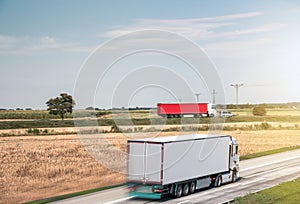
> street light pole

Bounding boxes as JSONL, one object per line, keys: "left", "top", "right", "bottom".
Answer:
{"left": 212, "top": 89, "right": 217, "bottom": 104}
{"left": 195, "top": 93, "right": 201, "bottom": 102}
{"left": 230, "top": 84, "right": 243, "bottom": 105}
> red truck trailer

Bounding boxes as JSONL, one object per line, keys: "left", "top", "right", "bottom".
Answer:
{"left": 157, "top": 103, "right": 216, "bottom": 118}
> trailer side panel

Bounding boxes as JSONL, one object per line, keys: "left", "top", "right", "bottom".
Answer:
{"left": 157, "top": 103, "right": 208, "bottom": 115}
{"left": 162, "top": 136, "right": 230, "bottom": 185}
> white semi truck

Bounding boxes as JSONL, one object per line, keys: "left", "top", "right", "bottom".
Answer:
{"left": 127, "top": 134, "right": 239, "bottom": 199}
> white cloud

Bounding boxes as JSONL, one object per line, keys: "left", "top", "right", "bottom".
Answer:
{"left": 100, "top": 12, "right": 268, "bottom": 40}
{"left": 0, "top": 35, "right": 95, "bottom": 55}
{"left": 221, "top": 23, "right": 287, "bottom": 37}
{"left": 97, "top": 12, "right": 289, "bottom": 62}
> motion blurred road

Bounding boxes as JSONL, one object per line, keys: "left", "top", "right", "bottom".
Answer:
{"left": 52, "top": 149, "right": 300, "bottom": 204}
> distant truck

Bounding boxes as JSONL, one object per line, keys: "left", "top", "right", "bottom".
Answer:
{"left": 157, "top": 103, "right": 216, "bottom": 118}
{"left": 127, "top": 134, "right": 239, "bottom": 199}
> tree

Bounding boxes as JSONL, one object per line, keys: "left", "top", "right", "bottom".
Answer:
{"left": 46, "top": 93, "right": 75, "bottom": 120}
{"left": 252, "top": 106, "right": 266, "bottom": 116}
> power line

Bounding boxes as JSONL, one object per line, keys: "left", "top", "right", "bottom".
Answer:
{"left": 230, "top": 84, "right": 243, "bottom": 105}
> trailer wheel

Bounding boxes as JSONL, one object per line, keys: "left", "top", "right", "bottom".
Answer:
{"left": 175, "top": 184, "right": 183, "bottom": 198}
{"left": 214, "top": 175, "right": 222, "bottom": 187}
{"left": 189, "top": 182, "right": 196, "bottom": 194}
{"left": 182, "top": 183, "right": 189, "bottom": 196}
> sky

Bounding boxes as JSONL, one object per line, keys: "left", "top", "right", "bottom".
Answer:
{"left": 0, "top": 0, "right": 300, "bottom": 109}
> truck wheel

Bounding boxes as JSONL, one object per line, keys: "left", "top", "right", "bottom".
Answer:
{"left": 175, "top": 184, "right": 183, "bottom": 198}
{"left": 182, "top": 183, "right": 189, "bottom": 196}
{"left": 214, "top": 175, "right": 222, "bottom": 187}
{"left": 232, "top": 171, "right": 237, "bottom": 183}
{"left": 189, "top": 182, "right": 196, "bottom": 194}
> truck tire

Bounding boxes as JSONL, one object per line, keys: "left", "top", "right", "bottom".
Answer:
{"left": 175, "top": 184, "right": 183, "bottom": 198}
{"left": 189, "top": 181, "right": 196, "bottom": 194}
{"left": 214, "top": 175, "right": 222, "bottom": 187}
{"left": 182, "top": 183, "right": 189, "bottom": 196}
{"left": 232, "top": 171, "right": 237, "bottom": 183}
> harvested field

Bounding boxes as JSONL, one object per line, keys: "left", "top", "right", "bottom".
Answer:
{"left": 1, "top": 130, "right": 300, "bottom": 203}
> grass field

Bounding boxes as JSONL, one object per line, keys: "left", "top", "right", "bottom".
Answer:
{"left": 234, "top": 177, "right": 300, "bottom": 204}
{"left": 0, "top": 116, "right": 300, "bottom": 130}
{"left": 0, "top": 107, "right": 299, "bottom": 120}
{"left": 1, "top": 130, "right": 300, "bottom": 203}
{"left": 230, "top": 108, "right": 300, "bottom": 117}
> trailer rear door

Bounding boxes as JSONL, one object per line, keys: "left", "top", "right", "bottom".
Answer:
{"left": 128, "top": 142, "right": 162, "bottom": 184}
{"left": 145, "top": 143, "right": 162, "bottom": 183}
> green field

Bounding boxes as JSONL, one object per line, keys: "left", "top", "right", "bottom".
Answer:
{"left": 1, "top": 106, "right": 300, "bottom": 120}
{"left": 0, "top": 116, "right": 300, "bottom": 130}
{"left": 0, "top": 108, "right": 300, "bottom": 130}
{"left": 234, "top": 177, "right": 300, "bottom": 204}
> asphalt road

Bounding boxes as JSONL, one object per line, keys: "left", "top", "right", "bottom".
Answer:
{"left": 53, "top": 149, "right": 300, "bottom": 204}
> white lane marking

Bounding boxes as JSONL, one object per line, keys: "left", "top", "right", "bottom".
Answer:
{"left": 242, "top": 178, "right": 265, "bottom": 186}
{"left": 241, "top": 155, "right": 300, "bottom": 172}
{"left": 104, "top": 196, "right": 135, "bottom": 204}
{"left": 178, "top": 200, "right": 190, "bottom": 204}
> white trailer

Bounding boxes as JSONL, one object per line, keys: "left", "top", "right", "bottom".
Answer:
{"left": 127, "top": 134, "right": 239, "bottom": 199}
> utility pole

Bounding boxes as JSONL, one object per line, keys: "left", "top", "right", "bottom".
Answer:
{"left": 230, "top": 84, "right": 243, "bottom": 105}
{"left": 195, "top": 93, "right": 201, "bottom": 102}
{"left": 212, "top": 89, "right": 217, "bottom": 104}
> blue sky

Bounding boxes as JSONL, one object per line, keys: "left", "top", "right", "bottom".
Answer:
{"left": 0, "top": 0, "right": 300, "bottom": 109}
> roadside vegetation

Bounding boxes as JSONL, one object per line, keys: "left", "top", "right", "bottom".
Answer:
{"left": 234, "top": 177, "right": 300, "bottom": 204}
{"left": 0, "top": 115, "right": 300, "bottom": 130}
{"left": 240, "top": 146, "right": 300, "bottom": 160}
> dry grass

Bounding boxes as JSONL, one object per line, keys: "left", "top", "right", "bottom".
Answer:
{"left": 1, "top": 130, "right": 300, "bottom": 203}
{"left": 231, "top": 108, "right": 300, "bottom": 117}
{"left": 0, "top": 135, "right": 124, "bottom": 203}
{"left": 228, "top": 130, "right": 300, "bottom": 155}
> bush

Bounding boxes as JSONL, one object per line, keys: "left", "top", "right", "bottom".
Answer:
{"left": 253, "top": 106, "right": 267, "bottom": 116}
{"left": 260, "top": 122, "right": 271, "bottom": 130}
{"left": 27, "top": 128, "right": 40, "bottom": 135}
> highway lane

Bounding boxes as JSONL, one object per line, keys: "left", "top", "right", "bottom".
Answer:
{"left": 52, "top": 149, "right": 300, "bottom": 204}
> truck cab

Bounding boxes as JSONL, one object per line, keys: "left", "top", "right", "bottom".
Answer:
{"left": 207, "top": 104, "right": 217, "bottom": 117}
{"left": 230, "top": 138, "right": 240, "bottom": 181}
